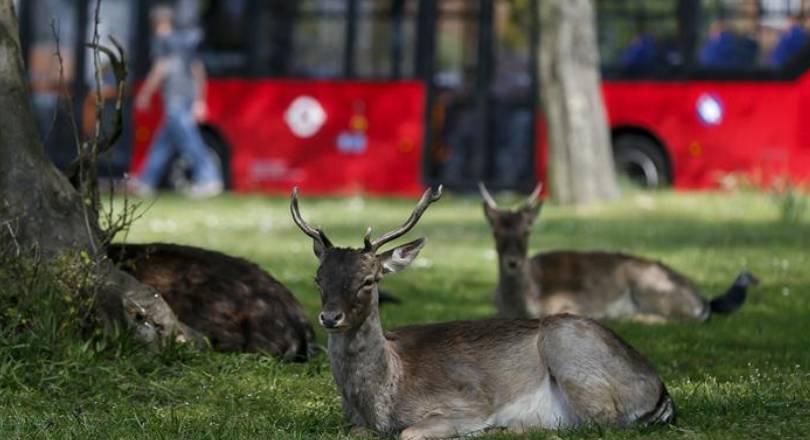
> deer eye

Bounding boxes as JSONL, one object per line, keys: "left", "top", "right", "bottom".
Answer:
{"left": 358, "top": 278, "right": 375, "bottom": 291}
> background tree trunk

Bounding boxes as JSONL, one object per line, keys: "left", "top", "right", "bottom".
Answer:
{"left": 0, "top": 0, "right": 199, "bottom": 347}
{"left": 537, "top": 0, "right": 619, "bottom": 205}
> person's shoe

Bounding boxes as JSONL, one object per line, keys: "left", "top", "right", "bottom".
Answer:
{"left": 185, "top": 181, "right": 223, "bottom": 199}
{"left": 127, "top": 178, "right": 156, "bottom": 197}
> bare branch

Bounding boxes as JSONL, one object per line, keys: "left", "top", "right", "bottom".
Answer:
{"left": 82, "top": 36, "right": 127, "bottom": 160}
{"left": 1, "top": 218, "right": 21, "bottom": 257}
{"left": 64, "top": 43, "right": 128, "bottom": 183}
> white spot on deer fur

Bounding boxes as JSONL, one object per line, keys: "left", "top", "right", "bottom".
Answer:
{"left": 544, "top": 295, "right": 582, "bottom": 316}
{"left": 603, "top": 292, "right": 636, "bottom": 318}
{"left": 487, "top": 375, "right": 579, "bottom": 430}
{"left": 638, "top": 266, "right": 676, "bottom": 291}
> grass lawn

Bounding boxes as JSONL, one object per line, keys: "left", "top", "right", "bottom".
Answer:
{"left": 2, "top": 190, "right": 809, "bottom": 439}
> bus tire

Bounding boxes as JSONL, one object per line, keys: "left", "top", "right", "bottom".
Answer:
{"left": 161, "top": 128, "right": 232, "bottom": 191}
{"left": 200, "top": 128, "right": 232, "bottom": 189}
{"left": 612, "top": 133, "right": 670, "bottom": 188}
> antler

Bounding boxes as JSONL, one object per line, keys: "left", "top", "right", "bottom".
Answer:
{"left": 365, "top": 186, "right": 443, "bottom": 252}
{"left": 480, "top": 181, "right": 543, "bottom": 210}
{"left": 524, "top": 182, "right": 543, "bottom": 208}
{"left": 478, "top": 181, "right": 498, "bottom": 209}
{"left": 290, "top": 187, "right": 332, "bottom": 248}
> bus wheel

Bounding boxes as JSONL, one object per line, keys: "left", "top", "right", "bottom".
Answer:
{"left": 163, "top": 129, "right": 231, "bottom": 191}
{"left": 612, "top": 133, "right": 670, "bottom": 188}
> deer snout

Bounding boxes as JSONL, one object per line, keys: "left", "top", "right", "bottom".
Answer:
{"left": 502, "top": 256, "right": 522, "bottom": 271}
{"left": 319, "top": 310, "right": 346, "bottom": 329}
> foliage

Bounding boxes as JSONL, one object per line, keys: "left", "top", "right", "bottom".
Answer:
{"left": 717, "top": 172, "right": 808, "bottom": 223}
{"left": 769, "top": 183, "right": 808, "bottom": 224}
{"left": 0, "top": 247, "right": 102, "bottom": 344}
{"left": 1, "top": 191, "right": 808, "bottom": 439}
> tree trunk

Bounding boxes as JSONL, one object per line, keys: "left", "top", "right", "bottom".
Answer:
{"left": 537, "top": 0, "right": 619, "bottom": 205}
{"left": 0, "top": 0, "right": 199, "bottom": 347}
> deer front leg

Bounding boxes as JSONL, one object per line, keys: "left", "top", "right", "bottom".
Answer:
{"left": 399, "top": 415, "right": 491, "bottom": 440}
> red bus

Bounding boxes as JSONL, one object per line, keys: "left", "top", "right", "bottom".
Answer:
{"left": 19, "top": 0, "right": 810, "bottom": 195}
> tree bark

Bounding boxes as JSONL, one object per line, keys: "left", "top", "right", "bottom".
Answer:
{"left": 537, "top": 0, "right": 619, "bottom": 205}
{"left": 0, "top": 0, "right": 199, "bottom": 347}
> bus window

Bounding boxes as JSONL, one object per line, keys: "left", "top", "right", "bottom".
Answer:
{"left": 253, "top": 1, "right": 297, "bottom": 77}
{"left": 354, "top": 0, "right": 419, "bottom": 79}
{"left": 697, "top": 0, "right": 761, "bottom": 68}
{"left": 290, "top": 0, "right": 347, "bottom": 78}
{"left": 199, "top": 0, "right": 250, "bottom": 76}
{"left": 696, "top": 0, "right": 810, "bottom": 70}
{"left": 598, "top": 0, "right": 683, "bottom": 77}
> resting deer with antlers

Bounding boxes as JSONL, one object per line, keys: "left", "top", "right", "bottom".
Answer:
{"left": 479, "top": 182, "right": 759, "bottom": 323}
{"left": 291, "top": 186, "right": 674, "bottom": 439}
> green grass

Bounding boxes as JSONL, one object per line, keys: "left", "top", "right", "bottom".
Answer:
{"left": 2, "top": 190, "right": 810, "bottom": 439}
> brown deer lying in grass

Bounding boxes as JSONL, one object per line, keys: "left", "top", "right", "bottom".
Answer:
{"left": 291, "top": 186, "right": 674, "bottom": 439}
{"left": 479, "top": 182, "right": 760, "bottom": 323}
{"left": 107, "top": 243, "right": 317, "bottom": 361}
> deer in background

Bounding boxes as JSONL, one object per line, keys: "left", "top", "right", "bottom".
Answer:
{"left": 291, "top": 186, "right": 674, "bottom": 439}
{"left": 480, "top": 182, "right": 759, "bottom": 323}
{"left": 108, "top": 243, "right": 317, "bottom": 361}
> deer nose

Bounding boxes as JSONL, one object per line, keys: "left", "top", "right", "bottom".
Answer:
{"left": 319, "top": 311, "right": 345, "bottom": 329}
{"left": 504, "top": 258, "right": 521, "bottom": 270}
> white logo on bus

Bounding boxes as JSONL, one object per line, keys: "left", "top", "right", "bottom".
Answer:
{"left": 285, "top": 96, "right": 326, "bottom": 138}
{"left": 696, "top": 93, "right": 723, "bottom": 126}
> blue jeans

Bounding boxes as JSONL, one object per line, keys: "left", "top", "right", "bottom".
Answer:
{"left": 139, "top": 104, "right": 221, "bottom": 188}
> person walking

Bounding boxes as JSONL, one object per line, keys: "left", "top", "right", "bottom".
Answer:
{"left": 131, "top": 5, "right": 223, "bottom": 198}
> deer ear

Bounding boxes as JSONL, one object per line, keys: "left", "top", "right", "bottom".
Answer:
{"left": 312, "top": 230, "right": 332, "bottom": 260}
{"left": 378, "top": 238, "right": 426, "bottom": 274}
{"left": 313, "top": 240, "right": 326, "bottom": 259}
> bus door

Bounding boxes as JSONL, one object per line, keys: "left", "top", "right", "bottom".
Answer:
{"left": 426, "top": 0, "right": 482, "bottom": 190}
{"left": 489, "top": 0, "right": 538, "bottom": 191}
{"left": 425, "top": 0, "right": 537, "bottom": 192}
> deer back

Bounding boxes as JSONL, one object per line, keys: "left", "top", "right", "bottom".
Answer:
{"left": 108, "top": 243, "right": 316, "bottom": 360}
